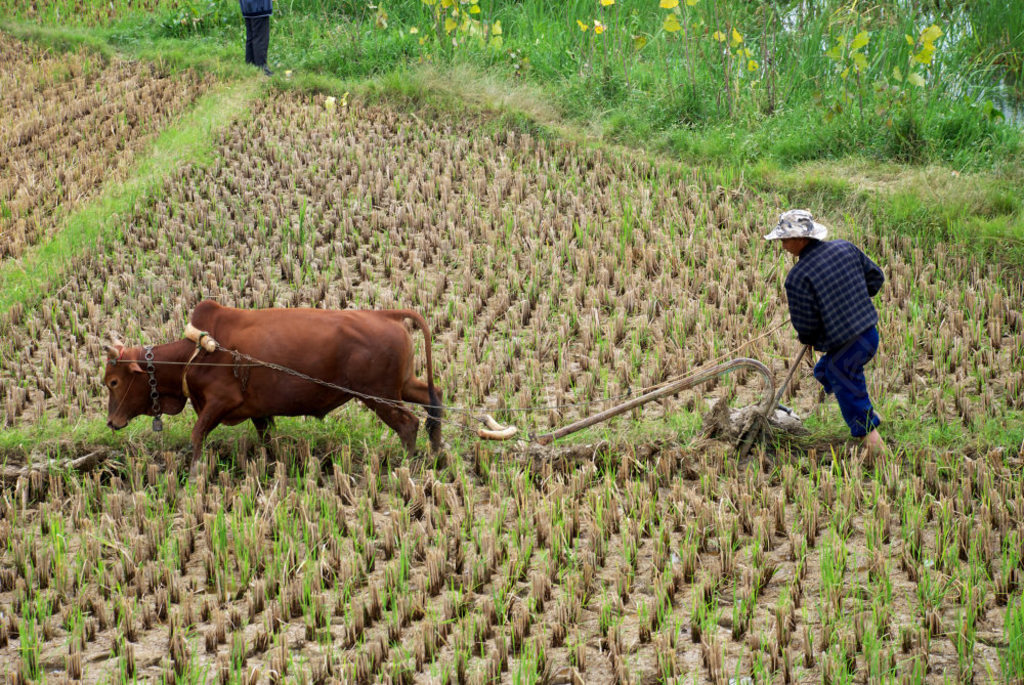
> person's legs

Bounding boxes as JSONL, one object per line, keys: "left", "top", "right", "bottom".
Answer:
{"left": 813, "top": 353, "right": 833, "bottom": 394}
{"left": 244, "top": 17, "right": 255, "bottom": 64}
{"left": 825, "top": 327, "right": 881, "bottom": 439}
{"left": 251, "top": 16, "right": 270, "bottom": 69}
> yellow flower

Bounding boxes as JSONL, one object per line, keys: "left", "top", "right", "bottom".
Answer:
{"left": 920, "top": 24, "right": 942, "bottom": 44}
{"left": 747, "top": 59, "right": 758, "bottom": 71}
{"left": 577, "top": 19, "right": 589, "bottom": 31}
{"left": 659, "top": 0, "right": 678, "bottom": 7}
{"left": 409, "top": 26, "right": 419, "bottom": 34}
{"left": 600, "top": 0, "right": 614, "bottom": 5}
{"left": 469, "top": 3, "right": 480, "bottom": 13}
{"left": 444, "top": 16, "right": 457, "bottom": 33}
{"left": 492, "top": 20, "right": 501, "bottom": 34}
{"left": 594, "top": 20, "right": 605, "bottom": 35}
{"left": 913, "top": 43, "right": 936, "bottom": 65}
{"left": 686, "top": 0, "right": 698, "bottom": 5}
{"left": 712, "top": 30, "right": 725, "bottom": 42}
{"left": 663, "top": 14, "right": 681, "bottom": 33}
{"left": 730, "top": 27, "right": 743, "bottom": 47}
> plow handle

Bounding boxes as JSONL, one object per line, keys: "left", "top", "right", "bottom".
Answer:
{"left": 534, "top": 358, "right": 775, "bottom": 446}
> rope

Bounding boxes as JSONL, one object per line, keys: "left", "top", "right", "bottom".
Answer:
{"left": 130, "top": 317, "right": 792, "bottom": 434}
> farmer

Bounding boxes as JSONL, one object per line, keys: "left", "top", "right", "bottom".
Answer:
{"left": 765, "top": 209, "right": 886, "bottom": 455}
{"left": 240, "top": 0, "right": 273, "bottom": 76}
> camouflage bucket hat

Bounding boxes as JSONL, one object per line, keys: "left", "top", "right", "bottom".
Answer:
{"left": 764, "top": 209, "right": 829, "bottom": 241}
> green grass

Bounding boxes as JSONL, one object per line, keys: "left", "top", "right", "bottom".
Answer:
{"left": 748, "top": 156, "right": 1024, "bottom": 267}
{"left": 0, "top": 78, "right": 260, "bottom": 317}
{"left": 5, "top": 0, "right": 1022, "bottom": 171}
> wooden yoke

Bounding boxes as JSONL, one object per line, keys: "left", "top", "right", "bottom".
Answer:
{"left": 184, "top": 323, "right": 218, "bottom": 352}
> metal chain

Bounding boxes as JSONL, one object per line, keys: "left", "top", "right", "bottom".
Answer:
{"left": 143, "top": 346, "right": 163, "bottom": 431}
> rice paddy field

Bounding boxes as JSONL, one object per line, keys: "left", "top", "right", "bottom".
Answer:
{"left": 1, "top": 29, "right": 1024, "bottom": 685}
{"left": 0, "top": 33, "right": 214, "bottom": 260}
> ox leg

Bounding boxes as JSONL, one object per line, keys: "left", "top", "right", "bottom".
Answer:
{"left": 367, "top": 400, "right": 420, "bottom": 456}
{"left": 402, "top": 378, "right": 443, "bottom": 452}
{"left": 248, "top": 417, "right": 275, "bottom": 466}
{"left": 189, "top": 409, "right": 226, "bottom": 480}
{"left": 252, "top": 417, "right": 274, "bottom": 446}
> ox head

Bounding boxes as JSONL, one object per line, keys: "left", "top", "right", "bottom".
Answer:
{"left": 103, "top": 341, "right": 185, "bottom": 430}
{"left": 104, "top": 342, "right": 147, "bottom": 430}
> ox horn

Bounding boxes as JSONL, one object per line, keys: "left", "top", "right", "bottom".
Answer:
{"left": 477, "top": 414, "right": 518, "bottom": 441}
{"left": 106, "top": 338, "right": 125, "bottom": 359}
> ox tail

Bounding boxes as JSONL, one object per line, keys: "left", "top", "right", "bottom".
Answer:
{"left": 384, "top": 309, "right": 442, "bottom": 449}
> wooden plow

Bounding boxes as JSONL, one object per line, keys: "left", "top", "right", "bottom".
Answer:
{"left": 481, "top": 357, "right": 793, "bottom": 458}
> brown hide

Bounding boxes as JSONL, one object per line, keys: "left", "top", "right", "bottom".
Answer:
{"left": 104, "top": 300, "right": 442, "bottom": 473}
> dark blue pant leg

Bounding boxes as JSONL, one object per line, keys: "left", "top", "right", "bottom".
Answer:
{"left": 250, "top": 16, "right": 270, "bottom": 67}
{"left": 244, "top": 17, "right": 268, "bottom": 66}
{"left": 244, "top": 17, "right": 255, "bottom": 64}
{"left": 815, "top": 327, "right": 881, "bottom": 438}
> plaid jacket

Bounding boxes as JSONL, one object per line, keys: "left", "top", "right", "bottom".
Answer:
{"left": 784, "top": 240, "right": 884, "bottom": 353}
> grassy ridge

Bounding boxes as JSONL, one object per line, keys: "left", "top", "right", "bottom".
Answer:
{"left": 0, "top": 78, "right": 259, "bottom": 316}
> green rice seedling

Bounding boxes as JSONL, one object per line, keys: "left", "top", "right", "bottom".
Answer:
{"left": 598, "top": 591, "right": 616, "bottom": 638}
{"left": 731, "top": 582, "right": 756, "bottom": 641}
{"left": 954, "top": 601, "right": 978, "bottom": 682}
{"left": 915, "top": 563, "right": 947, "bottom": 639}
{"left": 1002, "top": 589, "right": 1024, "bottom": 681}
{"left": 689, "top": 583, "right": 717, "bottom": 644}
{"left": 819, "top": 529, "right": 848, "bottom": 617}
{"left": 18, "top": 609, "right": 42, "bottom": 681}
{"left": 821, "top": 642, "right": 856, "bottom": 685}
{"left": 900, "top": 488, "right": 927, "bottom": 565}
{"left": 995, "top": 530, "right": 1022, "bottom": 606}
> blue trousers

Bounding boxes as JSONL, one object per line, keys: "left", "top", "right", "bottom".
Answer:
{"left": 244, "top": 16, "right": 269, "bottom": 67}
{"left": 813, "top": 326, "right": 881, "bottom": 438}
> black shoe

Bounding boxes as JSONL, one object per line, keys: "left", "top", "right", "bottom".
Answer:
{"left": 261, "top": 65, "right": 273, "bottom": 77}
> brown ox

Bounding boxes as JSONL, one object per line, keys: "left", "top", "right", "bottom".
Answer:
{"left": 104, "top": 300, "right": 442, "bottom": 474}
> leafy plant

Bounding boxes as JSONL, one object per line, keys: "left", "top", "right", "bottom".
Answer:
{"left": 159, "top": 0, "right": 234, "bottom": 37}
